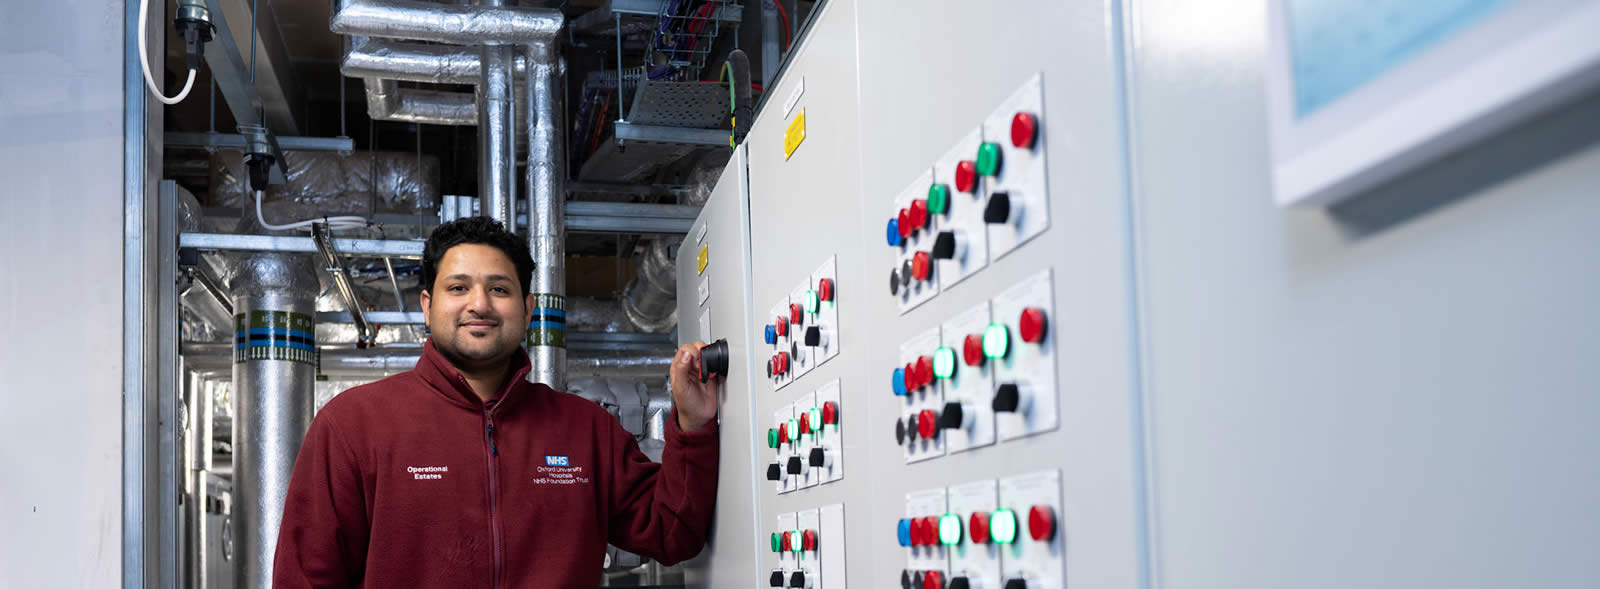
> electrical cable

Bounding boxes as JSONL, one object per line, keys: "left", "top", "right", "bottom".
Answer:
{"left": 138, "top": 0, "right": 198, "bottom": 105}
{"left": 772, "top": 1, "right": 792, "bottom": 52}
{"left": 254, "top": 190, "right": 369, "bottom": 232}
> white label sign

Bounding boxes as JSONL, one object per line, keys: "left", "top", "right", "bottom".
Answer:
{"left": 783, "top": 77, "right": 806, "bottom": 119}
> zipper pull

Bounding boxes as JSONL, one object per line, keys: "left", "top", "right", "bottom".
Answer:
{"left": 486, "top": 422, "right": 499, "bottom": 457}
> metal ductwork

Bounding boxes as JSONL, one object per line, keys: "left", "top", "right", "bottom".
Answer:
{"left": 330, "top": 0, "right": 563, "bottom": 45}
{"left": 227, "top": 249, "right": 318, "bottom": 589}
{"left": 181, "top": 344, "right": 671, "bottom": 380}
{"left": 480, "top": 10, "right": 517, "bottom": 225}
{"left": 525, "top": 42, "right": 567, "bottom": 389}
{"left": 621, "top": 237, "right": 680, "bottom": 333}
{"left": 363, "top": 77, "right": 478, "bottom": 125}
{"left": 341, "top": 39, "right": 525, "bottom": 84}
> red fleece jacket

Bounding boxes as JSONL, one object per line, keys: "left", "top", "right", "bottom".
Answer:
{"left": 272, "top": 340, "right": 719, "bottom": 588}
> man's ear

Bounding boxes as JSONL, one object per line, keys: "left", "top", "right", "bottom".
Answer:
{"left": 419, "top": 289, "right": 432, "bottom": 330}
{"left": 524, "top": 292, "right": 536, "bottom": 326}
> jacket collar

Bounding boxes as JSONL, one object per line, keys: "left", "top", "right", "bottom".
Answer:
{"left": 414, "top": 338, "right": 536, "bottom": 412}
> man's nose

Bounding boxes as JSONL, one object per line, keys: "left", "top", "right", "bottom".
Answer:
{"left": 465, "top": 285, "right": 492, "bottom": 314}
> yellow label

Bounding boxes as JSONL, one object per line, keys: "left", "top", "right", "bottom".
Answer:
{"left": 696, "top": 244, "right": 709, "bottom": 275}
{"left": 784, "top": 109, "right": 806, "bottom": 161}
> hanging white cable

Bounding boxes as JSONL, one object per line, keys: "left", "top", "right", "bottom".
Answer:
{"left": 255, "top": 190, "right": 369, "bottom": 232}
{"left": 139, "top": 0, "right": 199, "bottom": 105}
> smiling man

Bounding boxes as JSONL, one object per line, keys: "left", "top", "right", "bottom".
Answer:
{"left": 272, "top": 216, "right": 721, "bottom": 588}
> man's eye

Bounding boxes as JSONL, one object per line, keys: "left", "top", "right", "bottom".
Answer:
{"left": 492, "top": 287, "right": 509, "bottom": 295}
{"left": 449, "top": 285, "right": 467, "bottom": 293}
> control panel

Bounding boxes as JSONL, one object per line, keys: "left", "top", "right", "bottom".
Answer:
{"left": 678, "top": 0, "right": 1144, "bottom": 587}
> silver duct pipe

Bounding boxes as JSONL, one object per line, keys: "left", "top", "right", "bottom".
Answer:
{"left": 363, "top": 77, "right": 477, "bottom": 125}
{"left": 229, "top": 253, "right": 318, "bottom": 589}
{"left": 331, "top": 0, "right": 563, "bottom": 45}
{"left": 525, "top": 43, "right": 567, "bottom": 389}
{"left": 342, "top": 38, "right": 528, "bottom": 85}
{"left": 621, "top": 238, "right": 680, "bottom": 333}
{"left": 479, "top": 9, "right": 516, "bottom": 225}
{"left": 181, "top": 344, "right": 672, "bottom": 380}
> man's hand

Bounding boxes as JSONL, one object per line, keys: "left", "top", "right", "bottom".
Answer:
{"left": 670, "top": 341, "right": 720, "bottom": 431}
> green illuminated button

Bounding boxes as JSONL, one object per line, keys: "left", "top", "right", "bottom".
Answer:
{"left": 804, "top": 289, "right": 819, "bottom": 314}
{"left": 788, "top": 419, "right": 800, "bottom": 441}
{"left": 768, "top": 428, "right": 779, "bottom": 448}
{"left": 790, "top": 531, "right": 803, "bottom": 553}
{"left": 976, "top": 142, "right": 1002, "bottom": 177}
{"left": 983, "top": 323, "right": 1009, "bottom": 359}
{"left": 933, "top": 346, "right": 957, "bottom": 379}
{"left": 991, "top": 508, "right": 1018, "bottom": 544}
{"left": 938, "top": 513, "right": 963, "bottom": 545}
{"left": 927, "top": 184, "right": 951, "bottom": 215}
{"left": 809, "top": 407, "right": 823, "bottom": 433}
{"left": 771, "top": 532, "right": 781, "bottom": 552}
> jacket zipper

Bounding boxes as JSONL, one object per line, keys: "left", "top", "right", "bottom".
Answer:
{"left": 483, "top": 402, "right": 504, "bottom": 589}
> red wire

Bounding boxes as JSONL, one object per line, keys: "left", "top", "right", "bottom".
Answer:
{"left": 773, "top": 1, "right": 792, "bottom": 52}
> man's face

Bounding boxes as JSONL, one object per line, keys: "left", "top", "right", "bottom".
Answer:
{"left": 420, "top": 243, "right": 532, "bottom": 372}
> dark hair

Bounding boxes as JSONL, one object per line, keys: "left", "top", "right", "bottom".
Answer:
{"left": 421, "top": 216, "right": 534, "bottom": 296}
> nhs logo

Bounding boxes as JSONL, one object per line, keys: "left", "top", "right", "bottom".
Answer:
{"left": 544, "top": 455, "right": 569, "bottom": 466}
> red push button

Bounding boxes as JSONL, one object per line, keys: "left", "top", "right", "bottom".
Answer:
{"left": 799, "top": 411, "right": 812, "bottom": 435}
{"left": 818, "top": 278, "right": 833, "bottom": 302}
{"left": 774, "top": 352, "right": 789, "bottom": 375}
{"left": 1028, "top": 505, "right": 1055, "bottom": 542}
{"left": 803, "top": 529, "right": 818, "bottom": 551}
{"left": 775, "top": 317, "right": 788, "bottom": 337}
{"left": 921, "top": 517, "right": 939, "bottom": 546}
{"left": 922, "top": 570, "right": 943, "bottom": 589}
{"left": 903, "top": 362, "right": 916, "bottom": 389}
{"left": 955, "top": 160, "right": 978, "bottom": 193}
{"left": 778, "top": 422, "right": 789, "bottom": 444}
{"left": 917, "top": 409, "right": 938, "bottom": 439}
{"left": 912, "top": 252, "right": 932, "bottom": 281}
{"left": 781, "top": 529, "right": 793, "bottom": 551}
{"left": 1012, "top": 112, "right": 1038, "bottom": 149}
{"left": 909, "top": 199, "right": 929, "bottom": 230}
{"left": 914, "top": 356, "right": 933, "bottom": 389}
{"left": 1020, "top": 307, "right": 1048, "bottom": 343}
{"left": 822, "top": 401, "right": 838, "bottom": 425}
{"left": 962, "top": 334, "right": 985, "bottom": 366}
{"left": 790, "top": 303, "right": 803, "bottom": 325}
{"left": 969, "top": 511, "right": 991, "bottom": 544}
{"left": 898, "top": 208, "right": 914, "bottom": 238}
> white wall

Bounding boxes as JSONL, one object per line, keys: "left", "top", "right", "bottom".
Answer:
{"left": 0, "top": 0, "right": 130, "bottom": 585}
{"left": 1129, "top": 1, "right": 1600, "bottom": 587}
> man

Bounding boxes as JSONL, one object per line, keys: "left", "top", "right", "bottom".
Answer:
{"left": 273, "top": 216, "right": 720, "bottom": 588}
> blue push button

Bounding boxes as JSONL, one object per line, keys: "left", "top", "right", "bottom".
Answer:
{"left": 897, "top": 518, "right": 913, "bottom": 547}
{"left": 892, "top": 368, "right": 908, "bottom": 396}
{"left": 764, "top": 324, "right": 777, "bottom": 345}
{"left": 886, "top": 219, "right": 902, "bottom": 247}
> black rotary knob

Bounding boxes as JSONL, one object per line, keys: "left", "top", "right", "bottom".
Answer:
{"left": 984, "top": 192, "right": 1012, "bottom": 224}
{"left": 932, "top": 231, "right": 958, "bottom": 260}
{"left": 789, "top": 571, "right": 806, "bottom": 588}
{"left": 992, "top": 383, "right": 1021, "bottom": 413}
{"left": 805, "top": 326, "right": 821, "bottom": 347}
{"left": 698, "top": 339, "right": 729, "bottom": 383}
{"left": 766, "top": 463, "right": 782, "bottom": 481}
{"left": 1004, "top": 579, "right": 1028, "bottom": 589}
{"left": 770, "top": 571, "right": 784, "bottom": 587}
{"left": 938, "top": 401, "right": 965, "bottom": 430}
{"left": 786, "top": 456, "right": 804, "bottom": 475}
{"left": 949, "top": 577, "right": 971, "bottom": 589}
{"left": 809, "top": 447, "right": 826, "bottom": 467}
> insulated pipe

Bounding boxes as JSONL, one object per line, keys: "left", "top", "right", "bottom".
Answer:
{"left": 621, "top": 238, "right": 681, "bottom": 334}
{"left": 525, "top": 43, "right": 567, "bottom": 389}
{"left": 478, "top": 0, "right": 516, "bottom": 227}
{"left": 229, "top": 253, "right": 318, "bottom": 589}
{"left": 181, "top": 344, "right": 672, "bottom": 379}
{"left": 331, "top": 0, "right": 563, "bottom": 45}
{"left": 341, "top": 39, "right": 526, "bottom": 84}
{"left": 363, "top": 78, "right": 478, "bottom": 125}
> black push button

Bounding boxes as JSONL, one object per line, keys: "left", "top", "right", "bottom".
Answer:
{"left": 769, "top": 570, "right": 785, "bottom": 587}
{"left": 984, "top": 192, "right": 1012, "bottom": 224}
{"left": 805, "top": 326, "right": 821, "bottom": 347}
{"left": 938, "top": 401, "right": 965, "bottom": 430}
{"left": 809, "top": 447, "right": 826, "bottom": 467}
{"left": 932, "top": 231, "right": 957, "bottom": 260}
{"left": 786, "top": 456, "right": 803, "bottom": 475}
{"left": 992, "top": 383, "right": 1021, "bottom": 413}
{"left": 766, "top": 463, "right": 782, "bottom": 481}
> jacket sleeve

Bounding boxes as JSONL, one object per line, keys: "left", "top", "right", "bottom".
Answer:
{"left": 272, "top": 411, "right": 370, "bottom": 588}
{"left": 606, "top": 408, "right": 720, "bottom": 565}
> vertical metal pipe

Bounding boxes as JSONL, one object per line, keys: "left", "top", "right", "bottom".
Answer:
{"left": 230, "top": 253, "right": 317, "bottom": 589}
{"left": 478, "top": 0, "right": 515, "bottom": 226}
{"left": 525, "top": 43, "right": 567, "bottom": 389}
{"left": 761, "top": 1, "right": 779, "bottom": 88}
